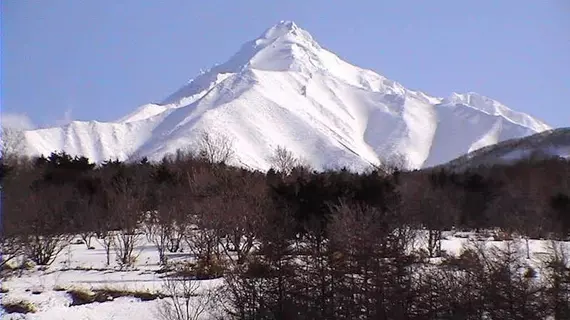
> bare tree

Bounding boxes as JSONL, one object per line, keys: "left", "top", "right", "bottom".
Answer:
{"left": 422, "top": 188, "right": 455, "bottom": 258}
{"left": 376, "top": 152, "right": 407, "bottom": 174}
{"left": 1, "top": 167, "right": 26, "bottom": 268}
{"left": 399, "top": 173, "right": 453, "bottom": 257}
{"left": 541, "top": 241, "right": 570, "bottom": 319}
{"left": 74, "top": 193, "right": 98, "bottom": 250}
{"left": 113, "top": 229, "right": 142, "bottom": 269}
{"left": 268, "top": 145, "right": 304, "bottom": 175}
{"left": 152, "top": 225, "right": 170, "bottom": 266}
{"left": 184, "top": 210, "right": 222, "bottom": 276}
{"left": 156, "top": 267, "right": 213, "bottom": 320}
{"left": 197, "top": 131, "right": 235, "bottom": 164}
{"left": 0, "top": 126, "right": 28, "bottom": 161}
{"left": 0, "top": 236, "right": 22, "bottom": 269}
{"left": 197, "top": 169, "right": 266, "bottom": 267}
{"left": 183, "top": 166, "right": 226, "bottom": 277}
{"left": 24, "top": 233, "right": 72, "bottom": 266}
{"left": 152, "top": 198, "right": 187, "bottom": 266}
{"left": 19, "top": 186, "right": 74, "bottom": 266}
{"left": 96, "top": 230, "right": 114, "bottom": 267}
{"left": 107, "top": 179, "right": 143, "bottom": 269}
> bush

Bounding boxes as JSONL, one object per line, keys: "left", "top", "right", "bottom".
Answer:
{"left": 192, "top": 257, "right": 225, "bottom": 279}
{"left": 53, "top": 285, "right": 67, "bottom": 292}
{"left": 173, "top": 256, "right": 225, "bottom": 280}
{"left": 67, "top": 288, "right": 109, "bottom": 306}
{"left": 1, "top": 300, "right": 36, "bottom": 314}
{"left": 96, "top": 288, "right": 164, "bottom": 301}
{"left": 67, "top": 288, "right": 164, "bottom": 306}
{"left": 243, "top": 257, "right": 272, "bottom": 278}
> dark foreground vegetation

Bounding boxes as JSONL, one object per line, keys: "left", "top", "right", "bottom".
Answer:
{"left": 1, "top": 144, "right": 569, "bottom": 319}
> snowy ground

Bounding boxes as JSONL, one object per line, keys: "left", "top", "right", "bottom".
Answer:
{"left": 0, "top": 235, "right": 223, "bottom": 320}
{"left": 0, "top": 232, "right": 567, "bottom": 319}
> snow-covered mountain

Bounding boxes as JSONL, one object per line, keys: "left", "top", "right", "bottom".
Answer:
{"left": 21, "top": 21, "right": 551, "bottom": 171}
{"left": 437, "top": 127, "right": 570, "bottom": 171}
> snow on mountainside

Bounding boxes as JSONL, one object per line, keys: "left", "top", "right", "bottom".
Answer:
{"left": 437, "top": 127, "right": 570, "bottom": 171}
{"left": 21, "top": 21, "right": 552, "bottom": 170}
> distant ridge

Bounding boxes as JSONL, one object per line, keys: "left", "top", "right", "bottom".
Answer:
{"left": 436, "top": 127, "right": 570, "bottom": 171}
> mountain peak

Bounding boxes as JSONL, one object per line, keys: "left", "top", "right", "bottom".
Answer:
{"left": 160, "top": 21, "right": 321, "bottom": 105}
{"left": 194, "top": 21, "right": 322, "bottom": 76}
{"left": 261, "top": 20, "right": 300, "bottom": 40}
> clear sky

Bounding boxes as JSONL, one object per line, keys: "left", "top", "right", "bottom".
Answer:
{"left": 2, "top": 0, "right": 569, "bottom": 129}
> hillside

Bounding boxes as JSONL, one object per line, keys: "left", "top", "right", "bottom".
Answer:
{"left": 438, "top": 127, "right": 570, "bottom": 171}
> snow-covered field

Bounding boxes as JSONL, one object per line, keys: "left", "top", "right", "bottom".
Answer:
{"left": 1, "top": 231, "right": 566, "bottom": 319}
{"left": 0, "top": 235, "right": 223, "bottom": 320}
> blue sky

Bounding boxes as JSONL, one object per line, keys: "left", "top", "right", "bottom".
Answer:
{"left": 2, "top": 0, "right": 569, "bottom": 129}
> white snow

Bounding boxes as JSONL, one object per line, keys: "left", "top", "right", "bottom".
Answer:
{"left": 0, "top": 236, "right": 223, "bottom": 320}
{"left": 442, "top": 127, "right": 570, "bottom": 170}
{"left": 1, "top": 232, "right": 566, "bottom": 319}
{"left": 20, "top": 21, "right": 551, "bottom": 170}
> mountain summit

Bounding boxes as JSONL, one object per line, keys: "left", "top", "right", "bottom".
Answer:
{"left": 22, "top": 21, "right": 551, "bottom": 170}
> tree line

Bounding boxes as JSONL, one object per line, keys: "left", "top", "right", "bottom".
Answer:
{"left": 1, "top": 142, "right": 569, "bottom": 319}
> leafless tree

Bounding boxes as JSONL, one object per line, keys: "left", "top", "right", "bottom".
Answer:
{"left": 0, "top": 236, "right": 22, "bottom": 269}
{"left": 156, "top": 267, "right": 213, "bottom": 320}
{"left": 268, "top": 145, "right": 305, "bottom": 175}
{"left": 0, "top": 126, "right": 28, "bottom": 162}
{"left": 399, "top": 173, "right": 453, "bottom": 257}
{"left": 152, "top": 225, "right": 170, "bottom": 266}
{"left": 17, "top": 185, "right": 75, "bottom": 266}
{"left": 197, "top": 131, "right": 235, "bottom": 164}
{"left": 541, "top": 240, "right": 570, "bottom": 319}
{"left": 1, "top": 167, "right": 26, "bottom": 268}
{"left": 96, "top": 230, "right": 114, "bottom": 267}
{"left": 107, "top": 179, "right": 143, "bottom": 268}
{"left": 152, "top": 198, "right": 187, "bottom": 266}
{"left": 183, "top": 166, "right": 226, "bottom": 275}
{"left": 184, "top": 211, "right": 222, "bottom": 274}
{"left": 422, "top": 188, "right": 456, "bottom": 258}
{"left": 142, "top": 210, "right": 158, "bottom": 243}
{"left": 73, "top": 192, "right": 98, "bottom": 250}
{"left": 24, "top": 233, "right": 72, "bottom": 266}
{"left": 327, "top": 200, "right": 424, "bottom": 318}
{"left": 212, "top": 173, "right": 266, "bottom": 267}
{"left": 376, "top": 152, "right": 407, "bottom": 174}
{"left": 164, "top": 189, "right": 187, "bottom": 254}
{"left": 113, "top": 230, "right": 142, "bottom": 269}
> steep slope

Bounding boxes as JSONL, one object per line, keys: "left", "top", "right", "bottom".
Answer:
{"left": 438, "top": 127, "right": 570, "bottom": 171}
{"left": 422, "top": 92, "right": 551, "bottom": 168}
{"left": 24, "top": 117, "right": 164, "bottom": 163}
{"left": 22, "top": 21, "right": 551, "bottom": 170}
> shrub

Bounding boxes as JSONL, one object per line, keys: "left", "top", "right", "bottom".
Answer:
{"left": 1, "top": 300, "right": 37, "bottom": 314}
{"left": 95, "top": 288, "right": 164, "bottom": 301}
{"left": 67, "top": 288, "right": 164, "bottom": 306}
{"left": 53, "top": 285, "right": 67, "bottom": 292}
{"left": 67, "top": 288, "right": 109, "bottom": 306}
{"left": 191, "top": 256, "right": 225, "bottom": 280}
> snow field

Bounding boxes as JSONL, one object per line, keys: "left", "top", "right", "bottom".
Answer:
{"left": 1, "top": 230, "right": 567, "bottom": 319}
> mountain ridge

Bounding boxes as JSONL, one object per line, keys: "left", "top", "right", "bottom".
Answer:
{"left": 435, "top": 127, "right": 570, "bottom": 171}
{"left": 20, "top": 21, "right": 551, "bottom": 171}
